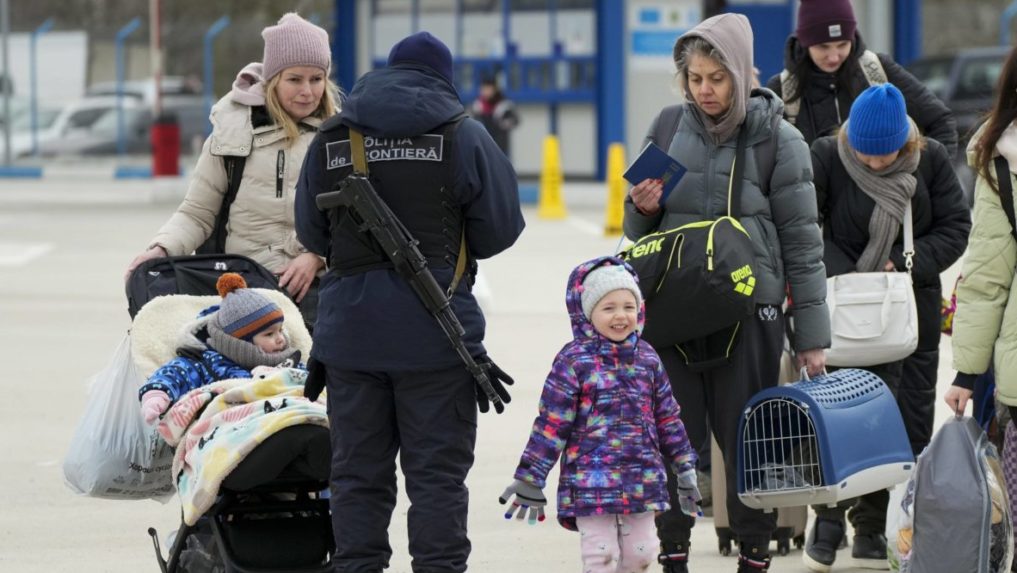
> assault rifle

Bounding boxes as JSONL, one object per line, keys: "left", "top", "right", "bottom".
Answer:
{"left": 316, "top": 175, "right": 509, "bottom": 413}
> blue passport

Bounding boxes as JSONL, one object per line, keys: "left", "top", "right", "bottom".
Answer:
{"left": 623, "top": 142, "right": 687, "bottom": 206}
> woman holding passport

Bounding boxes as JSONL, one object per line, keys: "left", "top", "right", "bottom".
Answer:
{"left": 622, "top": 14, "right": 829, "bottom": 573}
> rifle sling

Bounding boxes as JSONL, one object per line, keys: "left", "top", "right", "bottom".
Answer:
{"left": 348, "top": 128, "right": 468, "bottom": 295}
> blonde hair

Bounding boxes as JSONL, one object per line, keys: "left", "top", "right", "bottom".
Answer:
{"left": 264, "top": 73, "right": 342, "bottom": 144}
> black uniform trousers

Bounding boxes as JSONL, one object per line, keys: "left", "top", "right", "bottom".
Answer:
{"left": 325, "top": 364, "right": 477, "bottom": 573}
{"left": 655, "top": 304, "right": 785, "bottom": 552}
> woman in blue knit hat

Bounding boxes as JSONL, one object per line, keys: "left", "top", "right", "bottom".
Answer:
{"left": 804, "top": 82, "right": 970, "bottom": 572}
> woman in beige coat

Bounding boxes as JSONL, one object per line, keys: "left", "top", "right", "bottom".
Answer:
{"left": 944, "top": 46, "right": 1017, "bottom": 420}
{"left": 126, "top": 13, "right": 339, "bottom": 320}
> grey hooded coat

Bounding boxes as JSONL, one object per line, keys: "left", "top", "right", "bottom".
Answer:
{"left": 624, "top": 90, "right": 830, "bottom": 351}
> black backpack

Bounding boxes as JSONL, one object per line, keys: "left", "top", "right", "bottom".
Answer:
{"left": 126, "top": 254, "right": 280, "bottom": 319}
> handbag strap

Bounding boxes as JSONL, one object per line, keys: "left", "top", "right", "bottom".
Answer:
{"left": 727, "top": 127, "right": 749, "bottom": 218}
{"left": 994, "top": 156, "right": 1017, "bottom": 243}
{"left": 903, "top": 201, "right": 914, "bottom": 273}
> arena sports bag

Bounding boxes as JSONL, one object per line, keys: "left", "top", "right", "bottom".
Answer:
{"left": 623, "top": 128, "right": 757, "bottom": 347}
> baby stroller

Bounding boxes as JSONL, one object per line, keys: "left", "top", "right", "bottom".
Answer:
{"left": 126, "top": 255, "right": 334, "bottom": 572}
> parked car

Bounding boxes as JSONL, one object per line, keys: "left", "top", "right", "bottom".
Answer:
{"left": 908, "top": 46, "right": 1010, "bottom": 204}
{"left": 85, "top": 76, "right": 202, "bottom": 102}
{"left": 1, "top": 96, "right": 132, "bottom": 159}
{"left": 0, "top": 101, "right": 60, "bottom": 158}
{"left": 38, "top": 95, "right": 207, "bottom": 157}
{"left": 908, "top": 46, "right": 1009, "bottom": 149}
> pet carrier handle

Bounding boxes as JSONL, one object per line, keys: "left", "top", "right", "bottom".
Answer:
{"left": 798, "top": 365, "right": 827, "bottom": 381}
{"left": 826, "top": 273, "right": 895, "bottom": 339}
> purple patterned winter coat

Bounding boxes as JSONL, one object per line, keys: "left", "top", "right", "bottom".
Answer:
{"left": 513, "top": 256, "right": 696, "bottom": 530}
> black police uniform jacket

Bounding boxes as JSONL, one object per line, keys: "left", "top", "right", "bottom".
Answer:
{"left": 295, "top": 64, "right": 524, "bottom": 371}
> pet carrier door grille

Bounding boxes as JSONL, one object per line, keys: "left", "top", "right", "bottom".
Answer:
{"left": 741, "top": 398, "right": 822, "bottom": 493}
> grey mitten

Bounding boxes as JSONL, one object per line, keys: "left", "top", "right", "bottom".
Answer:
{"left": 675, "top": 467, "right": 703, "bottom": 517}
{"left": 498, "top": 479, "right": 547, "bottom": 524}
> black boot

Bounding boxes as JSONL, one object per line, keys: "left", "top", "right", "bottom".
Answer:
{"left": 851, "top": 532, "right": 889, "bottom": 570}
{"left": 803, "top": 517, "right": 846, "bottom": 573}
{"left": 658, "top": 542, "right": 689, "bottom": 573}
{"left": 740, "top": 549, "right": 768, "bottom": 569}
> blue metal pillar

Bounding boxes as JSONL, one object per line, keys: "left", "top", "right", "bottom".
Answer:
{"left": 335, "top": 0, "right": 357, "bottom": 91}
{"left": 595, "top": 0, "right": 624, "bottom": 179}
{"left": 893, "top": 0, "right": 921, "bottom": 66}
{"left": 115, "top": 17, "right": 142, "bottom": 156}
{"left": 203, "top": 16, "right": 230, "bottom": 136}
{"left": 29, "top": 17, "right": 54, "bottom": 156}
{"left": 1001, "top": 1, "right": 1017, "bottom": 46}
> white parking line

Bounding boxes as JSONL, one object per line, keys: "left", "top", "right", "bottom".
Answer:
{"left": 0, "top": 242, "right": 54, "bottom": 266}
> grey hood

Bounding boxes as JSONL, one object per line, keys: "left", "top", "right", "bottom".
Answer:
{"left": 674, "top": 13, "right": 755, "bottom": 144}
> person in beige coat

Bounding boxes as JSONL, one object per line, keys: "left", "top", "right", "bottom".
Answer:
{"left": 944, "top": 46, "right": 1017, "bottom": 422}
{"left": 126, "top": 13, "right": 340, "bottom": 321}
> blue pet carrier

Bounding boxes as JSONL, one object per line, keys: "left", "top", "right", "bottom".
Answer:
{"left": 737, "top": 368, "right": 915, "bottom": 511}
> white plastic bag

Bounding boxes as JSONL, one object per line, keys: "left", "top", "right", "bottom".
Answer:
{"left": 886, "top": 481, "right": 915, "bottom": 572}
{"left": 63, "top": 334, "right": 175, "bottom": 501}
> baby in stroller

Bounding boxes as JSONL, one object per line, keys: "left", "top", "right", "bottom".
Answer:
{"left": 139, "top": 273, "right": 302, "bottom": 424}
{"left": 129, "top": 271, "right": 333, "bottom": 573}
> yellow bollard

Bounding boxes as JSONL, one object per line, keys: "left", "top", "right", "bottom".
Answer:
{"left": 604, "top": 143, "right": 626, "bottom": 236}
{"left": 537, "top": 135, "right": 567, "bottom": 219}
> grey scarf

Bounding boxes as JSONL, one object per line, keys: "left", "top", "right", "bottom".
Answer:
{"left": 837, "top": 118, "right": 920, "bottom": 272}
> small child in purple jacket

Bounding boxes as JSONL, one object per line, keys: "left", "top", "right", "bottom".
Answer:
{"left": 500, "top": 256, "right": 700, "bottom": 573}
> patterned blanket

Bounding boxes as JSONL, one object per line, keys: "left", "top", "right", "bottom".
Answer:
{"left": 157, "top": 368, "right": 328, "bottom": 525}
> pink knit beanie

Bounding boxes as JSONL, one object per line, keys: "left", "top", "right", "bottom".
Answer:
{"left": 261, "top": 13, "right": 331, "bottom": 81}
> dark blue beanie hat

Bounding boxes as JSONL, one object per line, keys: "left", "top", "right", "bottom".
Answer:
{"left": 387, "top": 31, "right": 454, "bottom": 85}
{"left": 848, "top": 83, "right": 910, "bottom": 155}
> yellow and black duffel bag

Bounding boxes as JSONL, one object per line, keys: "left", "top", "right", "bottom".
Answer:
{"left": 623, "top": 129, "right": 757, "bottom": 348}
{"left": 624, "top": 215, "right": 756, "bottom": 347}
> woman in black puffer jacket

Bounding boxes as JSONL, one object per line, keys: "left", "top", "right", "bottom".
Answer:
{"left": 765, "top": 0, "right": 956, "bottom": 155}
{"left": 805, "top": 83, "right": 969, "bottom": 573}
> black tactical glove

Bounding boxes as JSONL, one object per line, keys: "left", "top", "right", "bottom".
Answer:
{"left": 476, "top": 355, "right": 513, "bottom": 414}
{"left": 304, "top": 356, "right": 327, "bottom": 401}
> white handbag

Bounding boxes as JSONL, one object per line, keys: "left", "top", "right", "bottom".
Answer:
{"left": 825, "top": 204, "right": 919, "bottom": 367}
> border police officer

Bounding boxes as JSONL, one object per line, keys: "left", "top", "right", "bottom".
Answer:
{"left": 295, "top": 31, "right": 524, "bottom": 573}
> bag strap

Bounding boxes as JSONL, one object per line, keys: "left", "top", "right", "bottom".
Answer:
{"left": 349, "top": 128, "right": 469, "bottom": 294}
{"left": 903, "top": 201, "right": 915, "bottom": 273}
{"left": 195, "top": 155, "right": 247, "bottom": 255}
{"left": 780, "top": 69, "right": 799, "bottom": 126}
{"left": 858, "top": 50, "right": 888, "bottom": 86}
{"left": 651, "top": 105, "right": 684, "bottom": 151}
{"left": 727, "top": 127, "right": 750, "bottom": 218}
{"left": 994, "top": 156, "right": 1017, "bottom": 244}
{"left": 755, "top": 111, "right": 781, "bottom": 197}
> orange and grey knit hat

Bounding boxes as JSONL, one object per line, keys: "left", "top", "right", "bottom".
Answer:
{"left": 206, "top": 274, "right": 294, "bottom": 369}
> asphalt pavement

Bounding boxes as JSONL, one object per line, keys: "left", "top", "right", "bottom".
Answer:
{"left": 0, "top": 176, "right": 963, "bottom": 572}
